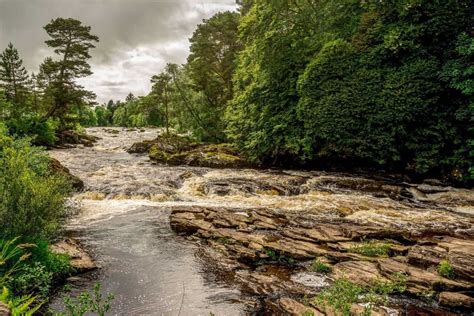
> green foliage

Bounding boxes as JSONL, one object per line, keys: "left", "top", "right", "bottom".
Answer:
{"left": 43, "top": 18, "right": 99, "bottom": 122}
{"left": 225, "top": 0, "right": 473, "bottom": 181}
{"left": 0, "top": 130, "right": 70, "bottom": 239}
{"left": 54, "top": 283, "right": 115, "bottom": 316}
{"left": 437, "top": 259, "right": 455, "bottom": 279}
{"left": 349, "top": 240, "right": 392, "bottom": 257}
{"left": 0, "top": 287, "right": 42, "bottom": 316}
{"left": 264, "top": 248, "right": 295, "bottom": 265}
{"left": 315, "top": 277, "right": 364, "bottom": 316}
{"left": 0, "top": 237, "right": 33, "bottom": 286}
{"left": 310, "top": 258, "right": 331, "bottom": 273}
{"left": 315, "top": 273, "right": 407, "bottom": 316}
{"left": 10, "top": 262, "right": 53, "bottom": 298}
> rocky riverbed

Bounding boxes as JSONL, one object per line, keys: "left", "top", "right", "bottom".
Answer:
{"left": 50, "top": 127, "right": 473, "bottom": 315}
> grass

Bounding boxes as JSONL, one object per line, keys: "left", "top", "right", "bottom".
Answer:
{"left": 310, "top": 258, "right": 331, "bottom": 273}
{"left": 437, "top": 259, "right": 455, "bottom": 279}
{"left": 314, "top": 273, "right": 407, "bottom": 316}
{"left": 348, "top": 240, "right": 392, "bottom": 257}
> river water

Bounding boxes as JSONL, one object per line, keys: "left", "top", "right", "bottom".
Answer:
{"left": 49, "top": 127, "right": 473, "bottom": 315}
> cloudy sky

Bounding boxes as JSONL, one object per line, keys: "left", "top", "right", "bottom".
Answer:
{"left": 0, "top": 0, "right": 237, "bottom": 103}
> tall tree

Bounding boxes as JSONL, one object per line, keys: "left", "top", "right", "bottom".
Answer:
{"left": 0, "top": 43, "right": 29, "bottom": 107}
{"left": 151, "top": 72, "right": 173, "bottom": 135}
{"left": 43, "top": 18, "right": 99, "bottom": 121}
{"left": 187, "top": 11, "right": 241, "bottom": 140}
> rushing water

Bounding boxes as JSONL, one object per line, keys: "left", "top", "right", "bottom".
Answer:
{"left": 49, "top": 127, "right": 473, "bottom": 315}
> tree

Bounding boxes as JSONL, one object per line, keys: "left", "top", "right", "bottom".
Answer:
{"left": 43, "top": 18, "right": 99, "bottom": 122}
{"left": 0, "top": 43, "right": 29, "bottom": 108}
{"left": 225, "top": 0, "right": 473, "bottom": 182}
{"left": 151, "top": 72, "right": 173, "bottom": 135}
{"left": 187, "top": 11, "right": 241, "bottom": 141}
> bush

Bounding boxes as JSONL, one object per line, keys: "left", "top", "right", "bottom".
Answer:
{"left": 54, "top": 283, "right": 115, "bottom": 316}
{"left": 6, "top": 114, "right": 59, "bottom": 146}
{"left": 438, "top": 259, "right": 455, "bottom": 279}
{"left": 0, "top": 126, "right": 71, "bottom": 239}
{"left": 10, "top": 262, "right": 53, "bottom": 298}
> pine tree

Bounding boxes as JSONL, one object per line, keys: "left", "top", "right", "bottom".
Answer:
{"left": 43, "top": 18, "right": 99, "bottom": 120}
{"left": 0, "top": 43, "right": 29, "bottom": 106}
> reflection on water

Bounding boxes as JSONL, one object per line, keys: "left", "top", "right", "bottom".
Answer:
{"left": 49, "top": 127, "right": 474, "bottom": 315}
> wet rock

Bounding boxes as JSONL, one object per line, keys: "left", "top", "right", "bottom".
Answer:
{"left": 56, "top": 129, "right": 100, "bottom": 147}
{"left": 139, "top": 133, "right": 250, "bottom": 168}
{"left": 49, "top": 157, "right": 84, "bottom": 191}
{"left": 438, "top": 291, "right": 474, "bottom": 309}
{"left": 51, "top": 238, "right": 97, "bottom": 272}
{"left": 127, "top": 140, "right": 156, "bottom": 154}
{"left": 0, "top": 302, "right": 10, "bottom": 316}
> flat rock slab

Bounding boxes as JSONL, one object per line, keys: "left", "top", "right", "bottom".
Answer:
{"left": 51, "top": 238, "right": 97, "bottom": 272}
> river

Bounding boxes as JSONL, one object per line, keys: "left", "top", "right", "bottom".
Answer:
{"left": 49, "top": 127, "right": 473, "bottom": 315}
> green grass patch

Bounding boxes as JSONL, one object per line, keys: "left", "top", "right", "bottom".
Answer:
{"left": 348, "top": 240, "right": 392, "bottom": 257}
{"left": 314, "top": 273, "right": 407, "bottom": 316}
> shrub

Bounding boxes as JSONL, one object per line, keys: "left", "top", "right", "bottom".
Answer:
{"left": 54, "top": 283, "right": 115, "bottom": 316}
{"left": 10, "top": 262, "right": 53, "bottom": 298}
{"left": 438, "top": 259, "right": 455, "bottom": 279}
{"left": 0, "top": 129, "right": 71, "bottom": 239}
{"left": 0, "top": 237, "right": 34, "bottom": 286}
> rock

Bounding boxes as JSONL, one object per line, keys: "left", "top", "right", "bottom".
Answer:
{"left": 408, "top": 237, "right": 474, "bottom": 282}
{"left": 377, "top": 257, "right": 471, "bottom": 295}
{"left": 0, "top": 302, "right": 10, "bottom": 316}
{"left": 127, "top": 140, "right": 155, "bottom": 154}
{"left": 332, "top": 261, "right": 385, "bottom": 286}
{"left": 51, "top": 238, "right": 97, "bottom": 272}
{"left": 271, "top": 298, "right": 323, "bottom": 316}
{"left": 49, "top": 158, "right": 84, "bottom": 191}
{"left": 438, "top": 291, "right": 474, "bottom": 308}
{"left": 56, "top": 129, "right": 99, "bottom": 147}
{"left": 144, "top": 134, "right": 250, "bottom": 168}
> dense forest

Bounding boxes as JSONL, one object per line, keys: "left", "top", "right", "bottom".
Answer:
{"left": 91, "top": 0, "right": 473, "bottom": 183}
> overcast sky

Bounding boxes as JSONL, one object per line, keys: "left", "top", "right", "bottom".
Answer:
{"left": 0, "top": 0, "right": 237, "bottom": 103}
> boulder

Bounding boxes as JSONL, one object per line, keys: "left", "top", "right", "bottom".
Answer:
{"left": 127, "top": 140, "right": 155, "bottom": 154}
{"left": 49, "top": 158, "right": 84, "bottom": 191}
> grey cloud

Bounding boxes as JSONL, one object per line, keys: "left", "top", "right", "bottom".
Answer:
{"left": 0, "top": 0, "right": 237, "bottom": 102}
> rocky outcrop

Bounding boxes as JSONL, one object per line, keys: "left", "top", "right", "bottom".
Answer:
{"left": 170, "top": 205, "right": 474, "bottom": 313}
{"left": 56, "top": 129, "right": 100, "bottom": 147}
{"left": 49, "top": 157, "right": 84, "bottom": 191}
{"left": 128, "top": 134, "right": 250, "bottom": 168}
{"left": 51, "top": 238, "right": 97, "bottom": 272}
